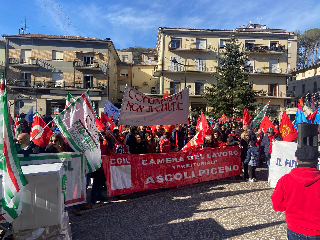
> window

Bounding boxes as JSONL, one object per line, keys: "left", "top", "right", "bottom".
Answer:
{"left": 83, "top": 75, "right": 93, "bottom": 88}
{"left": 170, "top": 82, "right": 180, "bottom": 94}
{"left": 52, "top": 72, "right": 63, "bottom": 87}
{"left": 287, "top": 63, "right": 291, "bottom": 69}
{"left": 21, "top": 49, "right": 31, "bottom": 63}
{"left": 270, "top": 41, "right": 279, "bottom": 48}
{"left": 122, "top": 55, "right": 128, "bottom": 62}
{"left": 119, "top": 85, "right": 126, "bottom": 93}
{"left": 288, "top": 53, "right": 291, "bottom": 58}
{"left": 120, "top": 67, "right": 129, "bottom": 76}
{"left": 171, "top": 38, "right": 181, "bottom": 49}
{"left": 83, "top": 56, "right": 94, "bottom": 66}
{"left": 245, "top": 59, "right": 254, "bottom": 73}
{"left": 170, "top": 56, "right": 181, "bottom": 71}
{"left": 269, "top": 60, "right": 279, "bottom": 73}
{"left": 195, "top": 57, "right": 206, "bottom": 71}
{"left": 293, "top": 86, "right": 296, "bottom": 91}
{"left": 52, "top": 50, "right": 63, "bottom": 61}
{"left": 195, "top": 82, "right": 204, "bottom": 95}
{"left": 196, "top": 39, "right": 206, "bottom": 49}
{"left": 268, "top": 84, "right": 278, "bottom": 96}
{"left": 20, "top": 72, "right": 31, "bottom": 86}
{"left": 220, "top": 39, "right": 229, "bottom": 48}
{"left": 302, "top": 84, "right": 305, "bottom": 93}
{"left": 314, "top": 82, "right": 318, "bottom": 93}
{"left": 245, "top": 40, "right": 255, "bottom": 50}
{"left": 288, "top": 42, "right": 291, "bottom": 47}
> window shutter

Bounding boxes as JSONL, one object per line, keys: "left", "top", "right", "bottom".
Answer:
{"left": 195, "top": 58, "right": 199, "bottom": 71}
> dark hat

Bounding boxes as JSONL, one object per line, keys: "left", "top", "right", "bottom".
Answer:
{"left": 295, "top": 146, "right": 320, "bottom": 162}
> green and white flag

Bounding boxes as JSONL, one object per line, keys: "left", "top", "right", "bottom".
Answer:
{"left": 54, "top": 91, "right": 101, "bottom": 173}
{"left": 65, "top": 92, "right": 75, "bottom": 108}
{"left": 0, "top": 80, "right": 28, "bottom": 222}
{"left": 250, "top": 100, "right": 271, "bottom": 128}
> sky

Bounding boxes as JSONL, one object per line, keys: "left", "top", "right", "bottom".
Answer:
{"left": 0, "top": 0, "right": 320, "bottom": 49}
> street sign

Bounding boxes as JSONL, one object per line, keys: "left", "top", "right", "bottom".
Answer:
{"left": 15, "top": 100, "right": 24, "bottom": 108}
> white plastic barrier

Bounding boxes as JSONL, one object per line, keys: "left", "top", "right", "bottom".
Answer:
{"left": 12, "top": 163, "right": 64, "bottom": 232}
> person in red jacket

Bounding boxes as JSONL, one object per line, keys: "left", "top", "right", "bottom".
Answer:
{"left": 160, "top": 132, "right": 171, "bottom": 153}
{"left": 271, "top": 145, "right": 320, "bottom": 239}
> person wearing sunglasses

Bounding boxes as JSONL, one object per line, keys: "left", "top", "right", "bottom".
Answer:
{"left": 16, "top": 133, "right": 43, "bottom": 156}
{"left": 45, "top": 133, "right": 73, "bottom": 153}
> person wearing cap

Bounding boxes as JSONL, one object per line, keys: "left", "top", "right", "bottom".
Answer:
{"left": 260, "top": 127, "right": 281, "bottom": 167}
{"left": 271, "top": 146, "right": 320, "bottom": 239}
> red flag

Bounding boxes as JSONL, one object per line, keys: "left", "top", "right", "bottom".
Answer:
{"left": 101, "top": 112, "right": 115, "bottom": 130}
{"left": 181, "top": 114, "right": 208, "bottom": 151}
{"left": 30, "top": 113, "right": 53, "bottom": 148}
{"left": 218, "top": 114, "right": 229, "bottom": 123}
{"left": 242, "top": 108, "right": 251, "bottom": 126}
{"left": 163, "top": 91, "right": 169, "bottom": 98}
{"left": 298, "top": 102, "right": 303, "bottom": 111}
{"left": 197, "top": 112, "right": 210, "bottom": 135}
{"left": 260, "top": 116, "right": 277, "bottom": 134}
{"left": 95, "top": 116, "right": 106, "bottom": 132}
{"left": 119, "top": 125, "right": 124, "bottom": 133}
{"left": 307, "top": 109, "right": 318, "bottom": 123}
{"left": 279, "top": 111, "right": 297, "bottom": 142}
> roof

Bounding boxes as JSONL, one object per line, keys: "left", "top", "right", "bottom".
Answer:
{"left": 158, "top": 26, "right": 292, "bottom": 34}
{"left": 2, "top": 34, "right": 111, "bottom": 43}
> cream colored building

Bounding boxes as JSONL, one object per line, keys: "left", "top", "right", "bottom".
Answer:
{"left": 3, "top": 34, "right": 120, "bottom": 117}
{"left": 289, "top": 63, "right": 320, "bottom": 98}
{"left": 155, "top": 24, "right": 295, "bottom": 115}
{"left": 132, "top": 64, "right": 158, "bottom": 94}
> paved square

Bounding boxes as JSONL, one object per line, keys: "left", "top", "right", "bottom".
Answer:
{"left": 69, "top": 168, "right": 287, "bottom": 240}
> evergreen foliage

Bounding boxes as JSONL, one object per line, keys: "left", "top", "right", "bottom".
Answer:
{"left": 203, "top": 36, "right": 260, "bottom": 119}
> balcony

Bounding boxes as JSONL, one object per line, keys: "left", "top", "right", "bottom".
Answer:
{"left": 245, "top": 44, "right": 285, "bottom": 54}
{"left": 9, "top": 58, "right": 40, "bottom": 68}
{"left": 73, "top": 61, "right": 100, "bottom": 70}
{"left": 6, "top": 79, "right": 107, "bottom": 90}
{"left": 169, "top": 47, "right": 210, "bottom": 53}
{"left": 245, "top": 67, "right": 291, "bottom": 76}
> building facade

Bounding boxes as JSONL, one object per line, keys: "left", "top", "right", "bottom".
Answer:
{"left": 155, "top": 24, "right": 296, "bottom": 115}
{"left": 3, "top": 34, "right": 120, "bottom": 117}
{"left": 289, "top": 63, "right": 320, "bottom": 98}
{"left": 0, "top": 40, "right": 5, "bottom": 78}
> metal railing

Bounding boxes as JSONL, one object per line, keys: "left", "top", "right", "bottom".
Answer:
{"left": 245, "top": 44, "right": 285, "bottom": 53}
{"left": 6, "top": 79, "right": 107, "bottom": 90}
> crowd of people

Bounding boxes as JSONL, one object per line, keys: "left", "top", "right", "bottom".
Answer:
{"left": 15, "top": 113, "right": 283, "bottom": 184}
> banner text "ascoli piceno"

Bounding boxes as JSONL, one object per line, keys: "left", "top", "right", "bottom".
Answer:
{"left": 145, "top": 165, "right": 240, "bottom": 184}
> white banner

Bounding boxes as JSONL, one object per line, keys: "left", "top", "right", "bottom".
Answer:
{"left": 18, "top": 153, "right": 86, "bottom": 207}
{"left": 54, "top": 92, "right": 101, "bottom": 173}
{"left": 119, "top": 86, "right": 189, "bottom": 126}
{"left": 268, "top": 141, "right": 320, "bottom": 188}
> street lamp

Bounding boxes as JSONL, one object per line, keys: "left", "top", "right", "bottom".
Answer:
{"left": 171, "top": 58, "right": 187, "bottom": 89}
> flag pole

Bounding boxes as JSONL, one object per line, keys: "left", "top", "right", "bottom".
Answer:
{"left": 29, "top": 118, "right": 54, "bottom": 143}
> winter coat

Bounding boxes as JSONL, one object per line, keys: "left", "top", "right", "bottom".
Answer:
{"left": 271, "top": 167, "right": 320, "bottom": 236}
{"left": 244, "top": 146, "right": 259, "bottom": 166}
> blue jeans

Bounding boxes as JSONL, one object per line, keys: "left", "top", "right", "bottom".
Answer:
{"left": 288, "top": 229, "right": 320, "bottom": 240}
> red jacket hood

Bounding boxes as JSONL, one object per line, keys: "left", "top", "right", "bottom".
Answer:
{"left": 290, "top": 167, "right": 320, "bottom": 187}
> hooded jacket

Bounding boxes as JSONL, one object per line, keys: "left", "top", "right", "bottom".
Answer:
{"left": 271, "top": 167, "right": 320, "bottom": 236}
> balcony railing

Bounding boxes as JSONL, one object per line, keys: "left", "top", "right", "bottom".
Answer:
{"left": 74, "top": 61, "right": 100, "bottom": 68}
{"left": 9, "top": 58, "right": 39, "bottom": 65}
{"left": 245, "top": 44, "right": 285, "bottom": 53}
{"left": 6, "top": 79, "right": 107, "bottom": 90}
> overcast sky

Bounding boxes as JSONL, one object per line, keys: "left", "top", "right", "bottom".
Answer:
{"left": 1, "top": 0, "right": 319, "bottom": 49}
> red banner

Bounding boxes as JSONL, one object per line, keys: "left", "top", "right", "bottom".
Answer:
{"left": 102, "top": 146, "right": 241, "bottom": 196}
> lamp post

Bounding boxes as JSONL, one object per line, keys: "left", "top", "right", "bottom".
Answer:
{"left": 171, "top": 58, "right": 187, "bottom": 89}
